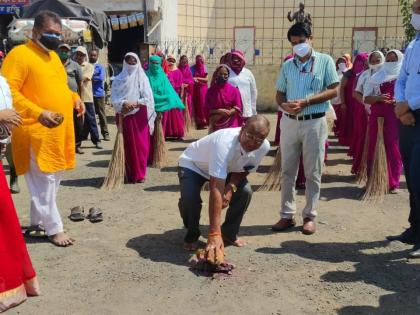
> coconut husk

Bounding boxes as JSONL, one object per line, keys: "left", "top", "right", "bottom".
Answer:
{"left": 101, "top": 115, "right": 125, "bottom": 190}
{"left": 151, "top": 113, "right": 167, "bottom": 168}
{"left": 258, "top": 147, "right": 282, "bottom": 191}
{"left": 362, "top": 117, "right": 388, "bottom": 203}
{"left": 356, "top": 126, "right": 369, "bottom": 184}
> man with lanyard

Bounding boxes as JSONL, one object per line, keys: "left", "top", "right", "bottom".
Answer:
{"left": 178, "top": 115, "right": 270, "bottom": 259}
{"left": 271, "top": 22, "right": 339, "bottom": 235}
{"left": 89, "top": 49, "right": 109, "bottom": 141}
{"left": 390, "top": 0, "right": 420, "bottom": 258}
{"left": 57, "top": 44, "right": 85, "bottom": 154}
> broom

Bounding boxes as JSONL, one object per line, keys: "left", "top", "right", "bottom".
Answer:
{"left": 182, "top": 87, "right": 192, "bottom": 135}
{"left": 356, "top": 126, "right": 369, "bottom": 184}
{"left": 258, "top": 147, "right": 282, "bottom": 191}
{"left": 151, "top": 112, "right": 167, "bottom": 168}
{"left": 101, "top": 114, "right": 125, "bottom": 190}
{"left": 362, "top": 117, "right": 388, "bottom": 203}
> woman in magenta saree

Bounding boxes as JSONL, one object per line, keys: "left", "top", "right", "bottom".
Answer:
{"left": 178, "top": 55, "right": 194, "bottom": 119}
{"left": 191, "top": 55, "right": 208, "bottom": 129}
{"left": 162, "top": 54, "right": 185, "bottom": 139}
{"left": 338, "top": 53, "right": 369, "bottom": 149}
{"left": 205, "top": 65, "right": 243, "bottom": 133}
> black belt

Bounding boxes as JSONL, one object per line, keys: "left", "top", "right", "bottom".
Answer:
{"left": 285, "top": 112, "right": 325, "bottom": 121}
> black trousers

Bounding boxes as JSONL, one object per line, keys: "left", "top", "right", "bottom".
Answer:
{"left": 178, "top": 167, "right": 253, "bottom": 243}
{"left": 399, "top": 110, "right": 420, "bottom": 242}
{"left": 82, "top": 102, "right": 100, "bottom": 144}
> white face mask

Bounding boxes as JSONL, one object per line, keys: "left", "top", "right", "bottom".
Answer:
{"left": 126, "top": 64, "right": 138, "bottom": 75}
{"left": 369, "top": 63, "right": 382, "bottom": 71}
{"left": 338, "top": 63, "right": 347, "bottom": 72}
{"left": 411, "top": 13, "right": 420, "bottom": 31}
{"left": 383, "top": 61, "right": 400, "bottom": 76}
{"left": 293, "top": 42, "right": 311, "bottom": 58}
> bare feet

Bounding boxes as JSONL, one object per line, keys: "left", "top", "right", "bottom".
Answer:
{"left": 48, "top": 232, "right": 75, "bottom": 247}
{"left": 184, "top": 242, "right": 198, "bottom": 251}
{"left": 223, "top": 236, "right": 246, "bottom": 247}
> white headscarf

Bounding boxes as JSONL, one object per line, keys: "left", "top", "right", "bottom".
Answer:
{"left": 111, "top": 52, "right": 156, "bottom": 135}
{"left": 369, "top": 49, "right": 403, "bottom": 85}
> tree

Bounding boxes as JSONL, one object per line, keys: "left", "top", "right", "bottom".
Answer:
{"left": 400, "top": 0, "right": 416, "bottom": 42}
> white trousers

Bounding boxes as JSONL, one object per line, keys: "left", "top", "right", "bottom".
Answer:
{"left": 280, "top": 115, "right": 328, "bottom": 220}
{"left": 24, "top": 152, "right": 63, "bottom": 236}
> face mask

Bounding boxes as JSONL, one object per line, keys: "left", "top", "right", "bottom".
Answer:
{"left": 383, "top": 61, "right": 400, "bottom": 76}
{"left": 39, "top": 33, "right": 61, "bottom": 51}
{"left": 293, "top": 42, "right": 311, "bottom": 58}
{"left": 216, "top": 76, "right": 228, "bottom": 85}
{"left": 126, "top": 64, "right": 137, "bottom": 75}
{"left": 338, "top": 63, "right": 347, "bottom": 72}
{"left": 369, "top": 63, "right": 382, "bottom": 71}
{"left": 57, "top": 51, "right": 69, "bottom": 61}
{"left": 411, "top": 13, "right": 420, "bottom": 31}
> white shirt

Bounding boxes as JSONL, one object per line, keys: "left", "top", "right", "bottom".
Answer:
{"left": 179, "top": 127, "right": 270, "bottom": 180}
{"left": 227, "top": 67, "right": 258, "bottom": 118}
{"left": 0, "top": 75, "right": 13, "bottom": 144}
{"left": 356, "top": 69, "right": 375, "bottom": 95}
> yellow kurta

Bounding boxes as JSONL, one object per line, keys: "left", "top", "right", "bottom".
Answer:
{"left": 2, "top": 40, "right": 79, "bottom": 175}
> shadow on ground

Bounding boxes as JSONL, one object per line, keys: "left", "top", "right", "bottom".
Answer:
{"left": 256, "top": 240, "right": 420, "bottom": 314}
{"left": 61, "top": 177, "right": 103, "bottom": 188}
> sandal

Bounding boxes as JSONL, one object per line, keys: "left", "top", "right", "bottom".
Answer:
{"left": 69, "top": 206, "right": 85, "bottom": 222}
{"left": 23, "top": 225, "right": 47, "bottom": 238}
{"left": 87, "top": 207, "right": 103, "bottom": 223}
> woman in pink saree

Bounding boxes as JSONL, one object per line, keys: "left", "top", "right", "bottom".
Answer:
{"left": 162, "top": 54, "right": 185, "bottom": 139}
{"left": 205, "top": 65, "right": 243, "bottom": 133}
{"left": 191, "top": 55, "right": 208, "bottom": 129}
{"left": 338, "top": 53, "right": 369, "bottom": 149}
{"left": 178, "top": 55, "right": 194, "bottom": 118}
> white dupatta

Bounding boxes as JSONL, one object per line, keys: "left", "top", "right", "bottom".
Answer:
{"left": 111, "top": 52, "right": 156, "bottom": 135}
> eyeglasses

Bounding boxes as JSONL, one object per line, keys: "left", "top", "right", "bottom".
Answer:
{"left": 244, "top": 131, "right": 265, "bottom": 144}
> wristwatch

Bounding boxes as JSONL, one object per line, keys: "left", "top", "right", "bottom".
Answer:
{"left": 228, "top": 183, "right": 237, "bottom": 193}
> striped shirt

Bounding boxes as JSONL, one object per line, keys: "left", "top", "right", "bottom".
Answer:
{"left": 276, "top": 50, "right": 339, "bottom": 116}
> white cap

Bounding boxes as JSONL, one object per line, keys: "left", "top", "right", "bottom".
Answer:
{"left": 75, "top": 46, "right": 88, "bottom": 56}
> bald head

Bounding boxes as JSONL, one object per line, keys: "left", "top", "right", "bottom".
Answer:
{"left": 244, "top": 114, "right": 270, "bottom": 134}
{"left": 239, "top": 115, "right": 270, "bottom": 152}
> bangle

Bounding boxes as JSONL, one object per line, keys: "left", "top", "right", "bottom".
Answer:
{"left": 228, "top": 182, "right": 237, "bottom": 193}
{"left": 208, "top": 232, "right": 222, "bottom": 237}
{"left": 306, "top": 97, "right": 311, "bottom": 106}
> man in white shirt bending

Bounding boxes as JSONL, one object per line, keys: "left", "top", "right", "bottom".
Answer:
{"left": 178, "top": 115, "right": 270, "bottom": 263}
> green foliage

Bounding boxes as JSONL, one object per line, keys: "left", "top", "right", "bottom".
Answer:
{"left": 400, "top": 0, "right": 416, "bottom": 42}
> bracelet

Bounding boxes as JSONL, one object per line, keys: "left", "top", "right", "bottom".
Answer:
{"left": 306, "top": 97, "right": 311, "bottom": 106}
{"left": 208, "top": 232, "right": 222, "bottom": 237}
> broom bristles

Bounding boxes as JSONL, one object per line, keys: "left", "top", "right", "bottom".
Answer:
{"left": 258, "top": 147, "right": 282, "bottom": 191}
{"left": 183, "top": 93, "right": 192, "bottom": 135}
{"left": 362, "top": 117, "right": 388, "bottom": 203}
{"left": 151, "top": 113, "right": 167, "bottom": 168}
{"left": 101, "top": 115, "right": 125, "bottom": 190}
{"left": 356, "top": 126, "right": 369, "bottom": 184}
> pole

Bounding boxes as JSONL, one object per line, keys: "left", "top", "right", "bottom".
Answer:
{"left": 143, "top": 0, "right": 148, "bottom": 43}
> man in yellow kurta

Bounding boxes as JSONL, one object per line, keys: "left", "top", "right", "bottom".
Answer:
{"left": 2, "top": 11, "right": 85, "bottom": 247}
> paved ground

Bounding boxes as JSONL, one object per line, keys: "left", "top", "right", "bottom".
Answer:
{"left": 7, "top": 113, "right": 420, "bottom": 315}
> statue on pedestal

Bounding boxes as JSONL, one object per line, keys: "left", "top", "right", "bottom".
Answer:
{"left": 287, "top": 2, "right": 312, "bottom": 27}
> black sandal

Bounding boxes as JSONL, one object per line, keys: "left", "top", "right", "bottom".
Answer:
{"left": 69, "top": 206, "right": 85, "bottom": 222}
{"left": 87, "top": 207, "right": 103, "bottom": 223}
{"left": 22, "top": 225, "right": 47, "bottom": 238}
